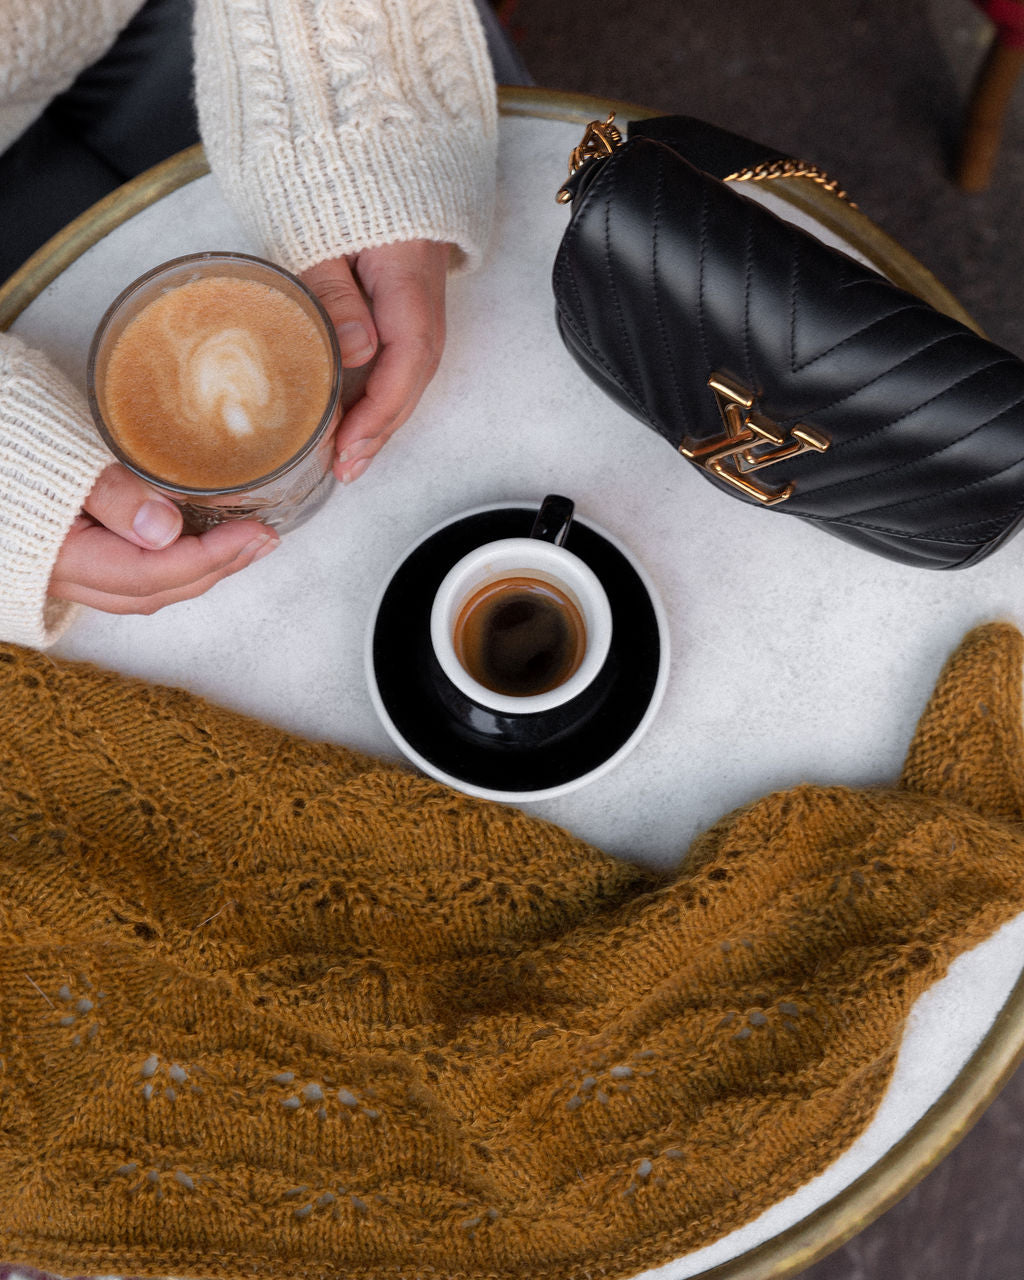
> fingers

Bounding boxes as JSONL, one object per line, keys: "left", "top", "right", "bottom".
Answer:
{"left": 300, "top": 257, "right": 378, "bottom": 367}
{"left": 330, "top": 241, "right": 450, "bottom": 483}
{"left": 84, "top": 462, "right": 184, "bottom": 549}
{"left": 49, "top": 516, "right": 278, "bottom": 615}
{"left": 332, "top": 335, "right": 438, "bottom": 483}
{"left": 52, "top": 460, "right": 278, "bottom": 615}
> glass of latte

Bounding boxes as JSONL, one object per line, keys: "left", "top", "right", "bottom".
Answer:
{"left": 87, "top": 252, "right": 342, "bottom": 533}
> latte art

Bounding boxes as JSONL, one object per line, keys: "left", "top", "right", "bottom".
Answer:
{"left": 189, "top": 328, "right": 274, "bottom": 438}
{"left": 100, "top": 275, "right": 334, "bottom": 489}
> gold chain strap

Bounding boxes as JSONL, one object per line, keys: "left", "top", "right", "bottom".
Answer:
{"left": 557, "top": 113, "right": 855, "bottom": 208}
{"left": 725, "top": 158, "right": 856, "bottom": 207}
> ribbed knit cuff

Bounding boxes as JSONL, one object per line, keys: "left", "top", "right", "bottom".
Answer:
{"left": 194, "top": 0, "right": 498, "bottom": 278}
{"left": 0, "top": 336, "right": 112, "bottom": 649}
{"left": 214, "top": 120, "right": 496, "bottom": 276}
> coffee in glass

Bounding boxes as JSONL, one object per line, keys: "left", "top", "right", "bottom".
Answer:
{"left": 88, "top": 252, "right": 342, "bottom": 533}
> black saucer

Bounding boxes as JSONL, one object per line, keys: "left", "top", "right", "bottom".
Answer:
{"left": 366, "top": 505, "right": 668, "bottom": 800}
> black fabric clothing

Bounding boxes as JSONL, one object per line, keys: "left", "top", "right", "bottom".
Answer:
{"left": 0, "top": 0, "right": 529, "bottom": 284}
{"left": 0, "top": 0, "right": 199, "bottom": 281}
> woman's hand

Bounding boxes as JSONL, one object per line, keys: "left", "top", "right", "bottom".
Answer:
{"left": 301, "top": 240, "right": 451, "bottom": 484}
{"left": 47, "top": 239, "right": 449, "bottom": 615}
{"left": 49, "top": 462, "right": 278, "bottom": 615}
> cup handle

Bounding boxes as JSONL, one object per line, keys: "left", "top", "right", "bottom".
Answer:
{"left": 529, "top": 493, "right": 574, "bottom": 546}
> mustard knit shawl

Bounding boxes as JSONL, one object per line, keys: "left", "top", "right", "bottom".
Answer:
{"left": 2, "top": 623, "right": 1024, "bottom": 1280}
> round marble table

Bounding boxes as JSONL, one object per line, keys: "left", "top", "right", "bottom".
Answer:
{"left": 3, "top": 87, "right": 1024, "bottom": 1280}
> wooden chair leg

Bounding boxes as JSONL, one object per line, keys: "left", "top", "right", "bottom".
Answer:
{"left": 956, "top": 34, "right": 1024, "bottom": 191}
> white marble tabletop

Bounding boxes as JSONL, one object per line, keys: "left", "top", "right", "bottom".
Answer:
{"left": 11, "top": 100, "right": 1024, "bottom": 1277}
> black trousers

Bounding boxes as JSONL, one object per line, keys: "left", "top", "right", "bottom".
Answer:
{"left": 0, "top": 0, "right": 530, "bottom": 284}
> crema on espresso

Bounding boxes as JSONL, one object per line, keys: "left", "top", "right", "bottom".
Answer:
{"left": 100, "top": 275, "right": 334, "bottom": 489}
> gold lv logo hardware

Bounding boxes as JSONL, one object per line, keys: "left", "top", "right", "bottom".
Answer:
{"left": 679, "top": 374, "right": 829, "bottom": 506}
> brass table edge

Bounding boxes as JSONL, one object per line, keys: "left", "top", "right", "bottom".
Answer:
{"left": 1, "top": 87, "right": 971, "bottom": 336}
{"left": 498, "top": 83, "right": 657, "bottom": 125}
{"left": 0, "top": 84, "right": 1016, "bottom": 1279}
{"left": 689, "top": 957, "right": 1024, "bottom": 1280}
{"left": 749, "top": 176, "right": 982, "bottom": 334}
{"left": 1, "top": 89, "right": 651, "bottom": 331}
{"left": 0, "top": 144, "right": 210, "bottom": 332}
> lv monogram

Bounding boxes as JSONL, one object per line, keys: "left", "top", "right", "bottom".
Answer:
{"left": 680, "top": 374, "right": 830, "bottom": 506}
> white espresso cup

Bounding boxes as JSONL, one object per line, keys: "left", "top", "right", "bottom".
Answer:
{"left": 430, "top": 495, "right": 613, "bottom": 716}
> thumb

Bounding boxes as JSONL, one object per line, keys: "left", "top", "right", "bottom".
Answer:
{"left": 84, "top": 462, "right": 184, "bottom": 549}
{"left": 301, "top": 257, "right": 379, "bottom": 367}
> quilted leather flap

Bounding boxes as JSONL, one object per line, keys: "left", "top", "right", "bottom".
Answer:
{"left": 553, "top": 137, "right": 1024, "bottom": 556}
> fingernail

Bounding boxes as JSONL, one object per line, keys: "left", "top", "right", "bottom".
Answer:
{"left": 336, "top": 439, "right": 375, "bottom": 465}
{"left": 336, "top": 322, "right": 375, "bottom": 365}
{"left": 242, "top": 534, "right": 279, "bottom": 563}
{"left": 341, "top": 456, "right": 372, "bottom": 485}
{"left": 133, "top": 499, "right": 181, "bottom": 549}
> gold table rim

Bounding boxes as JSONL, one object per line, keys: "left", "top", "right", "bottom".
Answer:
{"left": 0, "top": 84, "right": 1018, "bottom": 1280}
{"left": 0, "top": 86, "right": 977, "bottom": 333}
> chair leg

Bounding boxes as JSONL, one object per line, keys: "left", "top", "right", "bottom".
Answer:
{"left": 956, "top": 34, "right": 1024, "bottom": 191}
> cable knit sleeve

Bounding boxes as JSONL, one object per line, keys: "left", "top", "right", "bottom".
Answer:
{"left": 192, "top": 0, "right": 498, "bottom": 275}
{"left": 0, "top": 333, "right": 112, "bottom": 649}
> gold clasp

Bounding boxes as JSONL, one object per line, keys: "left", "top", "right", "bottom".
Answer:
{"left": 556, "top": 113, "right": 623, "bottom": 203}
{"left": 680, "top": 374, "right": 829, "bottom": 505}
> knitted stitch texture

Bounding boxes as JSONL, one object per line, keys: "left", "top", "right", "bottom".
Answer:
{"left": 0, "top": 0, "right": 497, "bottom": 650}
{"left": 0, "top": 336, "right": 112, "bottom": 648}
{"left": 2, "top": 623, "right": 1024, "bottom": 1280}
{"left": 194, "top": 0, "right": 498, "bottom": 274}
{"left": 0, "top": 0, "right": 145, "bottom": 153}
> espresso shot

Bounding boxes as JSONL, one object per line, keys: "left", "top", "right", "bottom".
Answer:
{"left": 429, "top": 513, "right": 614, "bottom": 719}
{"left": 87, "top": 252, "right": 342, "bottom": 532}
{"left": 454, "top": 575, "right": 586, "bottom": 697}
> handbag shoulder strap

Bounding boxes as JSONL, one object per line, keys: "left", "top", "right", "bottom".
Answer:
{"left": 627, "top": 114, "right": 791, "bottom": 180}
{"left": 556, "top": 112, "right": 852, "bottom": 205}
{"left": 627, "top": 114, "right": 853, "bottom": 201}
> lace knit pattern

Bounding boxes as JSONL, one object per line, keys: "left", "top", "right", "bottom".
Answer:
{"left": 2, "top": 623, "right": 1024, "bottom": 1279}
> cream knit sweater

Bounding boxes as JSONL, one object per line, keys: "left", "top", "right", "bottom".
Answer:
{"left": 0, "top": 0, "right": 497, "bottom": 648}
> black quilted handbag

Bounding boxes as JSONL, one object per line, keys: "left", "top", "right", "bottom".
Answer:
{"left": 552, "top": 113, "right": 1024, "bottom": 568}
